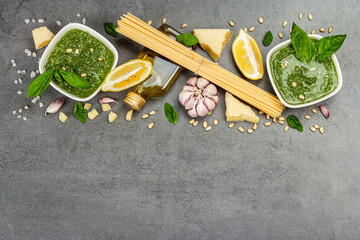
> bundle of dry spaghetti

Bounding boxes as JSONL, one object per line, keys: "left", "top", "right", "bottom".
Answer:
{"left": 116, "top": 13, "right": 285, "bottom": 117}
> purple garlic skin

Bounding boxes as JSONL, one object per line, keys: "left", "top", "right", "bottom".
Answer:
{"left": 45, "top": 97, "right": 65, "bottom": 116}
{"left": 99, "top": 97, "right": 118, "bottom": 104}
{"left": 179, "top": 77, "right": 219, "bottom": 118}
{"left": 318, "top": 105, "right": 329, "bottom": 119}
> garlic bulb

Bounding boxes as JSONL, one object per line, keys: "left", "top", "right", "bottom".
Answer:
{"left": 179, "top": 77, "right": 219, "bottom": 118}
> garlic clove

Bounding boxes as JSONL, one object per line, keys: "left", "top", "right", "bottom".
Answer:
{"left": 45, "top": 97, "right": 65, "bottom": 116}
{"left": 188, "top": 107, "right": 199, "bottom": 118}
{"left": 185, "top": 96, "right": 197, "bottom": 110}
{"left": 186, "top": 77, "right": 198, "bottom": 86}
{"left": 205, "top": 94, "right": 219, "bottom": 104}
{"left": 179, "top": 90, "right": 193, "bottom": 106}
{"left": 203, "top": 83, "right": 218, "bottom": 96}
{"left": 196, "top": 77, "right": 209, "bottom": 89}
{"left": 196, "top": 100, "right": 209, "bottom": 117}
{"left": 99, "top": 97, "right": 118, "bottom": 104}
{"left": 183, "top": 85, "right": 197, "bottom": 92}
{"left": 203, "top": 97, "right": 216, "bottom": 111}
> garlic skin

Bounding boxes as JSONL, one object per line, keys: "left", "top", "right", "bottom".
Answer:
{"left": 179, "top": 77, "right": 219, "bottom": 118}
{"left": 45, "top": 97, "right": 65, "bottom": 116}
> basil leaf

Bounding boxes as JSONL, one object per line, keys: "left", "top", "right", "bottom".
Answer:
{"left": 74, "top": 102, "right": 87, "bottom": 124}
{"left": 104, "top": 22, "right": 119, "bottom": 37}
{"left": 286, "top": 115, "right": 303, "bottom": 132}
{"left": 263, "top": 31, "right": 273, "bottom": 47}
{"left": 164, "top": 102, "right": 178, "bottom": 124}
{"left": 58, "top": 70, "right": 92, "bottom": 88}
{"left": 176, "top": 33, "right": 199, "bottom": 47}
{"left": 315, "top": 34, "right": 346, "bottom": 61}
{"left": 27, "top": 69, "right": 55, "bottom": 98}
{"left": 291, "top": 23, "right": 315, "bottom": 64}
{"left": 53, "top": 70, "right": 63, "bottom": 83}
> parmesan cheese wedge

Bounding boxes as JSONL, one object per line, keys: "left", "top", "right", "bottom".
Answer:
{"left": 108, "top": 112, "right": 118, "bottom": 123}
{"left": 225, "top": 92, "right": 259, "bottom": 123}
{"left": 192, "top": 29, "right": 233, "bottom": 62}
{"left": 32, "top": 26, "right": 54, "bottom": 50}
{"left": 88, "top": 109, "right": 99, "bottom": 120}
{"left": 58, "top": 112, "right": 68, "bottom": 123}
{"left": 83, "top": 103, "right": 91, "bottom": 110}
{"left": 101, "top": 103, "right": 111, "bottom": 112}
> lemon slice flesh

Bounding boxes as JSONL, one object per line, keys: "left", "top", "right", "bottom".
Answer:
{"left": 101, "top": 59, "right": 153, "bottom": 92}
{"left": 232, "top": 29, "right": 264, "bottom": 80}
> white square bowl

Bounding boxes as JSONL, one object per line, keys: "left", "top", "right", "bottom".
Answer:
{"left": 266, "top": 34, "right": 343, "bottom": 108}
{"left": 39, "top": 23, "right": 118, "bottom": 102}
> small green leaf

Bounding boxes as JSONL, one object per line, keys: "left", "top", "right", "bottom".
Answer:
{"left": 263, "top": 31, "right": 273, "bottom": 47}
{"left": 27, "top": 69, "right": 55, "bottom": 98}
{"left": 286, "top": 115, "right": 303, "bottom": 132}
{"left": 291, "top": 23, "right": 315, "bottom": 64}
{"left": 164, "top": 102, "right": 178, "bottom": 124}
{"left": 104, "top": 22, "right": 119, "bottom": 37}
{"left": 315, "top": 34, "right": 346, "bottom": 61}
{"left": 74, "top": 102, "right": 87, "bottom": 124}
{"left": 58, "top": 70, "right": 91, "bottom": 88}
{"left": 176, "top": 33, "right": 199, "bottom": 47}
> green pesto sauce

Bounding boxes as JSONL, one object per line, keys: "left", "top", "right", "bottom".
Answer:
{"left": 45, "top": 29, "right": 114, "bottom": 98}
{"left": 270, "top": 44, "right": 338, "bottom": 105}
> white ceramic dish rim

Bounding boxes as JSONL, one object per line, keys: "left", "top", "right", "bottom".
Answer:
{"left": 38, "top": 23, "right": 118, "bottom": 102}
{"left": 266, "top": 34, "right": 343, "bottom": 108}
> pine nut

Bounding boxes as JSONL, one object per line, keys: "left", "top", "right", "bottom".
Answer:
{"left": 285, "top": 126, "right": 289, "bottom": 132}
{"left": 149, "top": 110, "right": 156, "bottom": 115}
{"left": 308, "top": 14, "right": 313, "bottom": 21}
{"left": 243, "top": 27, "right": 248, "bottom": 32}
{"left": 314, "top": 124, "right": 320, "bottom": 129}
{"left": 278, "top": 120, "right": 285, "bottom": 125}
{"left": 253, "top": 123, "right": 257, "bottom": 130}
{"left": 266, "top": 114, "right": 270, "bottom": 120}
{"left": 264, "top": 122, "right": 272, "bottom": 126}
{"left": 283, "top": 20, "right": 288, "bottom": 28}
{"left": 203, "top": 120, "right": 208, "bottom": 128}
{"left": 310, "top": 126, "right": 316, "bottom": 132}
{"left": 279, "top": 116, "right": 285, "bottom": 121}
{"left": 258, "top": 110, "right": 264, "bottom": 115}
{"left": 273, "top": 117, "right": 277, "bottom": 123}
{"left": 292, "top": 82, "right": 297, "bottom": 87}
{"left": 312, "top": 108, "right": 318, "bottom": 114}
{"left": 98, "top": 57, "right": 103, "bottom": 61}
{"left": 299, "top": 94, "right": 305, "bottom": 100}
{"left": 214, "top": 119, "right": 218, "bottom": 126}
{"left": 278, "top": 32, "right": 284, "bottom": 39}
{"left": 228, "top": 123, "right": 235, "bottom": 128}
{"left": 229, "top": 20, "right": 234, "bottom": 27}
{"left": 320, "top": 126, "right": 325, "bottom": 134}
{"left": 299, "top": 13, "right": 303, "bottom": 20}
{"left": 126, "top": 110, "right": 133, "bottom": 121}
{"left": 328, "top": 26, "right": 333, "bottom": 33}
{"left": 147, "top": 20, "right": 152, "bottom": 25}
{"left": 238, "top": 127, "right": 245, "bottom": 133}
{"left": 80, "top": 73, "right": 86, "bottom": 77}
{"left": 189, "top": 119, "right": 195, "bottom": 124}
{"left": 148, "top": 122, "right": 154, "bottom": 129}
{"left": 142, "top": 114, "right": 149, "bottom": 119}
{"left": 207, "top": 110, "right": 212, "bottom": 116}
{"left": 247, "top": 129, "right": 254, "bottom": 134}
{"left": 162, "top": 18, "right": 167, "bottom": 24}
{"left": 193, "top": 121, "right": 199, "bottom": 127}
{"left": 304, "top": 115, "right": 311, "bottom": 119}
{"left": 258, "top": 17, "right": 264, "bottom": 24}
{"left": 249, "top": 26, "right": 255, "bottom": 32}
{"left": 75, "top": 49, "right": 79, "bottom": 54}
{"left": 319, "top": 28, "right": 326, "bottom": 33}
{"left": 66, "top": 48, "right": 72, "bottom": 53}
{"left": 205, "top": 126, "right": 212, "bottom": 132}
{"left": 289, "top": 28, "right": 292, "bottom": 34}
{"left": 181, "top": 23, "right": 187, "bottom": 28}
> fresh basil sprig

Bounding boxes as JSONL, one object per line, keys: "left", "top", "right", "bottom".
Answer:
{"left": 263, "top": 31, "right": 273, "bottom": 47}
{"left": 176, "top": 33, "right": 199, "bottom": 47}
{"left": 74, "top": 102, "right": 87, "bottom": 124}
{"left": 286, "top": 115, "right": 303, "bottom": 132}
{"left": 291, "top": 23, "right": 315, "bottom": 64}
{"left": 164, "top": 102, "right": 178, "bottom": 124}
{"left": 104, "top": 22, "right": 120, "bottom": 37}
{"left": 315, "top": 35, "right": 346, "bottom": 61}
{"left": 27, "top": 69, "right": 91, "bottom": 98}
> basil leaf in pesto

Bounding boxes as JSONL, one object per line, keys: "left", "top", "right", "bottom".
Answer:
{"left": 164, "top": 102, "right": 178, "bottom": 124}
{"left": 286, "top": 115, "right": 303, "bottom": 132}
{"left": 291, "top": 23, "right": 315, "bottom": 64}
{"left": 27, "top": 69, "right": 55, "bottom": 98}
{"left": 58, "top": 70, "right": 92, "bottom": 89}
{"left": 74, "top": 102, "right": 87, "bottom": 124}
{"left": 104, "top": 22, "right": 120, "bottom": 37}
{"left": 53, "top": 70, "right": 63, "bottom": 83}
{"left": 315, "top": 34, "right": 346, "bottom": 61}
{"left": 263, "top": 31, "right": 273, "bottom": 47}
{"left": 176, "top": 33, "right": 199, "bottom": 47}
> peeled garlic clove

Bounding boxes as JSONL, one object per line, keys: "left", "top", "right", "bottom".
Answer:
{"left": 319, "top": 105, "right": 329, "bottom": 119}
{"left": 185, "top": 96, "right": 197, "bottom": 110}
{"left": 183, "top": 85, "right": 197, "bottom": 92}
{"left": 45, "top": 97, "right": 65, "bottom": 116}
{"left": 99, "top": 97, "right": 118, "bottom": 104}
{"left": 179, "top": 90, "right": 193, "bottom": 106}
{"left": 188, "top": 107, "right": 198, "bottom": 118}
{"left": 186, "top": 77, "right": 198, "bottom": 86}
{"left": 203, "top": 83, "right": 217, "bottom": 95}
{"left": 196, "top": 77, "right": 209, "bottom": 89}
{"left": 203, "top": 97, "right": 216, "bottom": 111}
{"left": 196, "top": 100, "right": 209, "bottom": 117}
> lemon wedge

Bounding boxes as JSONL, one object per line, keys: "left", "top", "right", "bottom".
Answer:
{"left": 101, "top": 59, "right": 153, "bottom": 92}
{"left": 232, "top": 29, "right": 264, "bottom": 80}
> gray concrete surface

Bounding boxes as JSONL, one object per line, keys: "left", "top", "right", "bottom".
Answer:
{"left": 1, "top": 0, "right": 360, "bottom": 239}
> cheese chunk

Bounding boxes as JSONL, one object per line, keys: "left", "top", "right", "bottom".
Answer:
{"left": 83, "top": 103, "right": 91, "bottom": 110}
{"left": 58, "top": 112, "right": 68, "bottom": 123}
{"left": 101, "top": 103, "right": 111, "bottom": 112}
{"left": 32, "top": 26, "right": 54, "bottom": 50}
{"left": 88, "top": 109, "right": 99, "bottom": 120}
{"left": 108, "top": 112, "right": 118, "bottom": 123}
{"left": 225, "top": 92, "right": 259, "bottom": 123}
{"left": 192, "top": 29, "right": 233, "bottom": 62}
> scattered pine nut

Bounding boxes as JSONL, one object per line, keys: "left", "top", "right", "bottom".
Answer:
{"left": 266, "top": 114, "right": 270, "bottom": 120}
{"left": 320, "top": 126, "right": 325, "bottom": 134}
{"left": 162, "top": 18, "right": 167, "bottom": 24}
{"left": 299, "top": 94, "right": 305, "bottom": 100}
{"left": 98, "top": 57, "right": 103, "bottom": 61}
{"left": 193, "top": 120, "right": 199, "bottom": 127}
{"left": 279, "top": 116, "right": 285, "bottom": 121}
{"left": 324, "top": 74, "right": 329, "bottom": 78}
{"left": 308, "top": 13, "right": 313, "bottom": 21}
{"left": 258, "top": 17, "right": 264, "bottom": 24}
{"left": 319, "top": 28, "right": 326, "bottom": 33}
{"left": 311, "top": 29, "right": 316, "bottom": 34}
{"left": 310, "top": 126, "right": 316, "bottom": 132}
{"left": 148, "top": 122, "right": 154, "bottom": 129}
{"left": 273, "top": 117, "right": 277, "bottom": 123}
{"left": 243, "top": 27, "right": 248, "bottom": 32}
{"left": 278, "top": 32, "right": 284, "bottom": 39}
{"left": 299, "top": 13, "right": 303, "bottom": 20}
{"left": 207, "top": 110, "right": 212, "bottom": 116}
{"left": 205, "top": 126, "right": 212, "bottom": 132}
{"left": 328, "top": 26, "right": 333, "bottom": 33}
{"left": 304, "top": 115, "right": 311, "bottom": 119}
{"left": 149, "top": 110, "right": 156, "bottom": 115}
{"left": 278, "top": 120, "right": 285, "bottom": 125}
{"left": 247, "top": 129, "right": 254, "bottom": 134}
{"left": 258, "top": 110, "right": 264, "bottom": 115}
{"left": 126, "top": 110, "right": 133, "bottom": 121}
{"left": 229, "top": 20, "right": 234, "bottom": 27}
{"left": 249, "top": 26, "right": 255, "bottom": 32}
{"left": 61, "top": 67, "right": 66, "bottom": 70}
{"left": 66, "top": 48, "right": 72, "bottom": 53}
{"left": 284, "top": 126, "right": 289, "bottom": 132}
{"left": 214, "top": 119, "right": 219, "bottom": 126}
{"left": 264, "top": 122, "right": 272, "bottom": 126}
{"left": 181, "top": 23, "right": 187, "bottom": 28}
{"left": 142, "top": 114, "right": 149, "bottom": 119}
{"left": 228, "top": 123, "right": 235, "bottom": 128}
{"left": 312, "top": 108, "right": 318, "bottom": 114}
{"left": 147, "top": 20, "right": 152, "bottom": 25}
{"left": 80, "top": 73, "right": 87, "bottom": 77}
{"left": 289, "top": 28, "right": 292, "bottom": 34}
{"left": 314, "top": 124, "right": 320, "bottom": 129}
{"left": 283, "top": 20, "right": 288, "bottom": 28}
{"left": 253, "top": 123, "right": 257, "bottom": 130}
{"left": 203, "top": 120, "right": 208, "bottom": 128}
{"left": 75, "top": 48, "right": 79, "bottom": 54}
{"left": 238, "top": 127, "right": 245, "bottom": 133}
{"left": 292, "top": 82, "right": 297, "bottom": 87}
{"left": 189, "top": 119, "right": 195, "bottom": 124}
